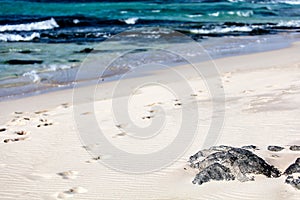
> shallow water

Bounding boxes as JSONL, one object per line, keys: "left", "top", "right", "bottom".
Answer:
{"left": 1, "top": 0, "right": 300, "bottom": 99}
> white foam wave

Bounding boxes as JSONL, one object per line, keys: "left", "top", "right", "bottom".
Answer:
{"left": 0, "top": 18, "right": 59, "bottom": 32}
{"left": 228, "top": 0, "right": 245, "bottom": 2}
{"left": 151, "top": 10, "right": 161, "bottom": 13}
{"left": 23, "top": 70, "right": 40, "bottom": 83}
{"left": 208, "top": 10, "right": 253, "bottom": 18}
{"left": 236, "top": 11, "right": 253, "bottom": 17}
{"left": 0, "top": 32, "right": 40, "bottom": 42}
{"left": 275, "top": 0, "right": 300, "bottom": 5}
{"left": 209, "top": 12, "right": 220, "bottom": 17}
{"left": 124, "top": 17, "right": 139, "bottom": 25}
{"left": 190, "top": 26, "right": 253, "bottom": 34}
{"left": 48, "top": 64, "right": 72, "bottom": 71}
{"left": 277, "top": 20, "right": 300, "bottom": 27}
{"left": 73, "top": 19, "right": 80, "bottom": 24}
{"left": 186, "top": 14, "right": 203, "bottom": 18}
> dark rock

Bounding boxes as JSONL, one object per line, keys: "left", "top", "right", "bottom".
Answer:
{"left": 19, "top": 50, "right": 32, "bottom": 54}
{"left": 290, "top": 145, "right": 300, "bottom": 151}
{"left": 68, "top": 59, "right": 80, "bottom": 62}
{"left": 5, "top": 59, "right": 43, "bottom": 65}
{"left": 267, "top": 145, "right": 284, "bottom": 152}
{"left": 284, "top": 158, "right": 300, "bottom": 175}
{"left": 241, "top": 145, "right": 258, "bottom": 150}
{"left": 285, "top": 175, "right": 300, "bottom": 189}
{"left": 0, "top": 128, "right": 6, "bottom": 132}
{"left": 77, "top": 48, "right": 94, "bottom": 53}
{"left": 192, "top": 163, "right": 235, "bottom": 185}
{"left": 189, "top": 145, "right": 281, "bottom": 184}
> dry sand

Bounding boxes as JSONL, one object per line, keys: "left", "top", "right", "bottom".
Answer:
{"left": 0, "top": 42, "right": 300, "bottom": 199}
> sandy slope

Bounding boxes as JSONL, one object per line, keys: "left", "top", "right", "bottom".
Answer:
{"left": 0, "top": 42, "right": 300, "bottom": 199}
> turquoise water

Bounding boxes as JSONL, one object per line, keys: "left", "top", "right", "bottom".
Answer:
{"left": 1, "top": 0, "right": 300, "bottom": 43}
{"left": 0, "top": 0, "right": 300, "bottom": 99}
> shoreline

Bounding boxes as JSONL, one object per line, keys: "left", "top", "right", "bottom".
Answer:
{"left": 1, "top": 32, "right": 300, "bottom": 101}
{"left": 1, "top": 39, "right": 300, "bottom": 199}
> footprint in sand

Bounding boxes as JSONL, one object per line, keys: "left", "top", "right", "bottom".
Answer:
{"left": 115, "top": 124, "right": 126, "bottom": 129}
{"left": 145, "top": 102, "right": 163, "bottom": 107}
{"left": 57, "top": 170, "right": 79, "bottom": 180}
{"left": 34, "top": 110, "right": 48, "bottom": 114}
{"left": 68, "top": 187, "right": 88, "bottom": 194}
{"left": 222, "top": 72, "right": 232, "bottom": 83}
{"left": 15, "top": 130, "right": 29, "bottom": 136}
{"left": 174, "top": 102, "right": 182, "bottom": 106}
{"left": 3, "top": 137, "right": 28, "bottom": 143}
{"left": 149, "top": 109, "right": 155, "bottom": 114}
{"left": 86, "top": 155, "right": 101, "bottom": 163}
{"left": 80, "top": 112, "right": 92, "bottom": 115}
{"left": 112, "top": 132, "right": 127, "bottom": 138}
{"left": 9, "top": 118, "right": 27, "bottom": 126}
{"left": 173, "top": 99, "right": 182, "bottom": 106}
{"left": 54, "top": 192, "right": 73, "bottom": 199}
{"left": 37, "top": 118, "right": 53, "bottom": 127}
{"left": 61, "top": 103, "right": 69, "bottom": 108}
{"left": 241, "top": 90, "right": 254, "bottom": 94}
{"left": 142, "top": 115, "right": 154, "bottom": 120}
{"left": 54, "top": 187, "right": 88, "bottom": 199}
{"left": 8, "top": 113, "right": 34, "bottom": 126}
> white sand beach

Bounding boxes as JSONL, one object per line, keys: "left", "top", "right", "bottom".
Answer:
{"left": 1, "top": 42, "right": 300, "bottom": 199}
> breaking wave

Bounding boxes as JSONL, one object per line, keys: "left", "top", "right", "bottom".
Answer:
{"left": 124, "top": 17, "right": 139, "bottom": 25}
{"left": 0, "top": 32, "right": 40, "bottom": 42}
{"left": 190, "top": 26, "right": 254, "bottom": 34}
{"left": 0, "top": 18, "right": 59, "bottom": 32}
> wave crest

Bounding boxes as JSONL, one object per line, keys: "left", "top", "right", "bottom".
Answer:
{"left": 0, "top": 32, "right": 40, "bottom": 42}
{"left": 0, "top": 18, "right": 59, "bottom": 32}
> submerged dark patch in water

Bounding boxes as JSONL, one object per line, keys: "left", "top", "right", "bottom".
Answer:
{"left": 5, "top": 59, "right": 43, "bottom": 65}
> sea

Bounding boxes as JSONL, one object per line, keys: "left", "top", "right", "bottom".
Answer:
{"left": 1, "top": 0, "right": 300, "bottom": 99}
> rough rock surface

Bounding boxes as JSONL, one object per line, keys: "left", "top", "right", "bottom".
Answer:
{"left": 189, "top": 145, "right": 281, "bottom": 185}
{"left": 267, "top": 145, "right": 284, "bottom": 152}
{"left": 192, "top": 163, "right": 235, "bottom": 185}
{"left": 285, "top": 175, "right": 300, "bottom": 189}
{"left": 284, "top": 158, "right": 300, "bottom": 175}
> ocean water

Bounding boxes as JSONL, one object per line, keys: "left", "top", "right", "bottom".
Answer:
{"left": 1, "top": 0, "right": 300, "bottom": 99}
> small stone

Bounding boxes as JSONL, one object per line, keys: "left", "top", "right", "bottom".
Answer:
{"left": 3, "top": 139, "right": 11, "bottom": 143}
{"left": 241, "top": 145, "right": 258, "bottom": 150}
{"left": 267, "top": 145, "right": 284, "bottom": 152}
{"left": 0, "top": 128, "right": 6, "bottom": 132}
{"left": 290, "top": 145, "right": 300, "bottom": 151}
